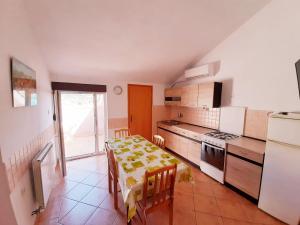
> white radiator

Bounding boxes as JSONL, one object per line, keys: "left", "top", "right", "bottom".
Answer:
{"left": 32, "top": 141, "right": 57, "bottom": 209}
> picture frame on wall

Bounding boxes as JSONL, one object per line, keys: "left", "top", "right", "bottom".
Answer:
{"left": 10, "top": 57, "right": 37, "bottom": 107}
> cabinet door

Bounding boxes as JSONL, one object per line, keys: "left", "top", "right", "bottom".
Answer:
{"left": 197, "top": 82, "right": 214, "bottom": 108}
{"left": 187, "top": 140, "right": 201, "bottom": 165}
{"left": 180, "top": 84, "right": 198, "bottom": 107}
{"left": 158, "top": 128, "right": 175, "bottom": 150}
{"left": 157, "top": 128, "right": 187, "bottom": 158}
{"left": 225, "top": 154, "right": 262, "bottom": 199}
{"left": 165, "top": 88, "right": 182, "bottom": 97}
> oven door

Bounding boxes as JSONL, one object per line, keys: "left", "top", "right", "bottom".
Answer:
{"left": 201, "top": 142, "right": 225, "bottom": 171}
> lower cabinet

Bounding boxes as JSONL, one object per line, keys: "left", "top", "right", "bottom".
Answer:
{"left": 158, "top": 128, "right": 201, "bottom": 165}
{"left": 225, "top": 154, "right": 263, "bottom": 199}
{"left": 187, "top": 140, "right": 201, "bottom": 165}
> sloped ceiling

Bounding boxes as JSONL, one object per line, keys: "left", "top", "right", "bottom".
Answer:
{"left": 25, "top": 0, "right": 270, "bottom": 83}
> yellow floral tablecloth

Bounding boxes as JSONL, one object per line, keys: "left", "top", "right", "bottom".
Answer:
{"left": 106, "top": 135, "right": 192, "bottom": 221}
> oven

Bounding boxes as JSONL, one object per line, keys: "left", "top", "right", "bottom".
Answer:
{"left": 201, "top": 142, "right": 225, "bottom": 171}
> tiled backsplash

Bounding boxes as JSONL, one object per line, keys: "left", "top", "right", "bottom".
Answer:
{"left": 170, "top": 106, "right": 220, "bottom": 129}
{"left": 5, "top": 125, "right": 55, "bottom": 192}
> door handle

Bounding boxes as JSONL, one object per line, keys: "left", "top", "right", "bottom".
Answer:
{"left": 130, "top": 115, "right": 133, "bottom": 123}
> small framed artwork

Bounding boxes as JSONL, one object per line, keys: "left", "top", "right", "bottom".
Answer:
{"left": 10, "top": 57, "right": 37, "bottom": 107}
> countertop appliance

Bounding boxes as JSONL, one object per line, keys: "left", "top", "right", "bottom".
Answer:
{"left": 258, "top": 112, "right": 300, "bottom": 225}
{"left": 200, "top": 107, "right": 245, "bottom": 183}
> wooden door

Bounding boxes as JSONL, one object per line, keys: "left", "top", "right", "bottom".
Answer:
{"left": 128, "top": 84, "right": 153, "bottom": 140}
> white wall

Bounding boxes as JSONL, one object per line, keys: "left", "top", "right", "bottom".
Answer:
{"left": 0, "top": 0, "right": 53, "bottom": 225}
{"left": 177, "top": 0, "right": 300, "bottom": 112}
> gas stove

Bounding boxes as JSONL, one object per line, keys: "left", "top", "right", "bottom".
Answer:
{"left": 202, "top": 131, "right": 239, "bottom": 148}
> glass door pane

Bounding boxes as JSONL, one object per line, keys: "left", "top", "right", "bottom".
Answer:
{"left": 61, "top": 92, "right": 96, "bottom": 159}
{"left": 96, "top": 93, "right": 107, "bottom": 152}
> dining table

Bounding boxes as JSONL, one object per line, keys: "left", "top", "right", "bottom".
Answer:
{"left": 106, "top": 134, "right": 192, "bottom": 223}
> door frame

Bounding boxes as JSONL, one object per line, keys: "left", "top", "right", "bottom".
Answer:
{"left": 57, "top": 91, "right": 108, "bottom": 165}
{"left": 127, "top": 84, "right": 153, "bottom": 139}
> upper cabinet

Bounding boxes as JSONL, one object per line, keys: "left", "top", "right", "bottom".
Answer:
{"left": 198, "top": 82, "right": 222, "bottom": 108}
{"left": 164, "top": 87, "right": 182, "bottom": 105}
{"left": 164, "top": 82, "right": 222, "bottom": 108}
{"left": 181, "top": 84, "right": 198, "bottom": 107}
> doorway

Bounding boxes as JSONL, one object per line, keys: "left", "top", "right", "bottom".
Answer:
{"left": 128, "top": 84, "right": 153, "bottom": 140}
{"left": 60, "top": 91, "right": 107, "bottom": 160}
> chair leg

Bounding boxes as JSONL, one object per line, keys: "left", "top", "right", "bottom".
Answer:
{"left": 108, "top": 172, "right": 112, "bottom": 193}
{"left": 169, "top": 201, "right": 173, "bottom": 225}
{"left": 113, "top": 179, "right": 118, "bottom": 209}
{"left": 143, "top": 210, "right": 147, "bottom": 225}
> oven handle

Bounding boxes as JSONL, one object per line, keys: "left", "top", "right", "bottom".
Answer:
{"left": 202, "top": 142, "right": 224, "bottom": 151}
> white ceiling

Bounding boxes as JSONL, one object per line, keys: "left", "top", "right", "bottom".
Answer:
{"left": 25, "top": 0, "right": 270, "bottom": 83}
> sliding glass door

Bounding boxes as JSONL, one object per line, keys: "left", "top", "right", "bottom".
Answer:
{"left": 60, "top": 91, "right": 107, "bottom": 159}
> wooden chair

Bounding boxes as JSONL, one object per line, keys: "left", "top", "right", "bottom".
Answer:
{"left": 105, "top": 143, "right": 119, "bottom": 209}
{"left": 138, "top": 164, "right": 177, "bottom": 225}
{"left": 152, "top": 134, "right": 165, "bottom": 149}
{"left": 114, "top": 128, "right": 131, "bottom": 138}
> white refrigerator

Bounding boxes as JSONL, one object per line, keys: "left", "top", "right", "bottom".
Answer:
{"left": 259, "top": 112, "right": 300, "bottom": 225}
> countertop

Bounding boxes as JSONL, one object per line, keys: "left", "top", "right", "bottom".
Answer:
{"left": 175, "top": 123, "right": 214, "bottom": 134}
{"left": 227, "top": 136, "right": 266, "bottom": 155}
{"left": 157, "top": 121, "right": 214, "bottom": 141}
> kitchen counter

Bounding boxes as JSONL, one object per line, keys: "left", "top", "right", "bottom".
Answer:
{"left": 226, "top": 137, "right": 266, "bottom": 155}
{"left": 157, "top": 121, "right": 214, "bottom": 142}
{"left": 226, "top": 136, "right": 266, "bottom": 164}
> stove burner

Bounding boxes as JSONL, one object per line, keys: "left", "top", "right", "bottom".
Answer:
{"left": 205, "top": 131, "right": 239, "bottom": 140}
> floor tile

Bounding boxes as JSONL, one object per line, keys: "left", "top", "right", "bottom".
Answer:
{"left": 193, "top": 181, "right": 215, "bottom": 197}
{"left": 81, "top": 172, "right": 106, "bottom": 186}
{"left": 58, "top": 198, "right": 78, "bottom": 219}
{"left": 216, "top": 198, "right": 250, "bottom": 221}
{"left": 212, "top": 184, "right": 243, "bottom": 202}
{"left": 173, "top": 209, "right": 197, "bottom": 225}
{"left": 80, "top": 187, "right": 108, "bottom": 207}
{"left": 59, "top": 202, "right": 96, "bottom": 225}
{"left": 174, "top": 182, "right": 194, "bottom": 196}
{"left": 36, "top": 155, "right": 286, "bottom": 225}
{"left": 65, "top": 168, "right": 92, "bottom": 182}
{"left": 195, "top": 212, "right": 223, "bottom": 225}
{"left": 99, "top": 192, "right": 125, "bottom": 212}
{"left": 50, "top": 180, "right": 79, "bottom": 198}
{"left": 86, "top": 208, "right": 117, "bottom": 225}
{"left": 222, "top": 218, "right": 263, "bottom": 225}
{"left": 174, "top": 193, "right": 195, "bottom": 212}
{"left": 65, "top": 183, "right": 93, "bottom": 201}
{"left": 96, "top": 175, "right": 109, "bottom": 189}
{"left": 241, "top": 202, "right": 286, "bottom": 225}
{"left": 194, "top": 194, "right": 221, "bottom": 216}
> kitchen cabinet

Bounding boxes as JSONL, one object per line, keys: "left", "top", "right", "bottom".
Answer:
{"left": 158, "top": 128, "right": 201, "bottom": 165}
{"left": 198, "top": 82, "right": 222, "bottom": 108}
{"left": 187, "top": 140, "right": 201, "bottom": 165}
{"left": 225, "top": 154, "right": 262, "bottom": 199}
{"left": 225, "top": 141, "right": 264, "bottom": 200}
{"left": 180, "top": 84, "right": 198, "bottom": 107}
{"left": 164, "top": 87, "right": 181, "bottom": 106}
{"left": 157, "top": 128, "right": 187, "bottom": 158}
{"left": 164, "top": 82, "right": 222, "bottom": 108}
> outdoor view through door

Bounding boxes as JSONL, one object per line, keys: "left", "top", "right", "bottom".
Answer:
{"left": 60, "top": 92, "right": 107, "bottom": 159}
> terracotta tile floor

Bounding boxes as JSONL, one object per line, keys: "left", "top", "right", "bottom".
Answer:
{"left": 35, "top": 155, "right": 286, "bottom": 225}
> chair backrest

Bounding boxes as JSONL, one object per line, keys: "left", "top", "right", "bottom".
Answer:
{"left": 152, "top": 135, "right": 165, "bottom": 149}
{"left": 105, "top": 145, "right": 117, "bottom": 177}
{"left": 114, "top": 128, "right": 131, "bottom": 138}
{"left": 142, "top": 164, "right": 177, "bottom": 211}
